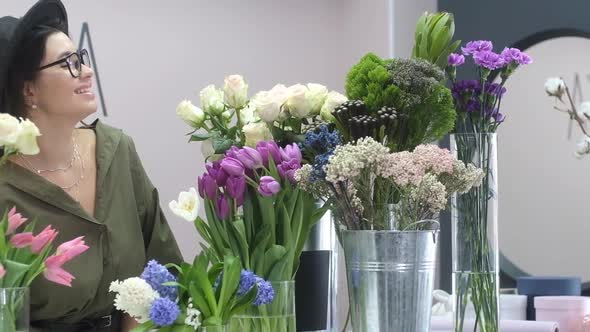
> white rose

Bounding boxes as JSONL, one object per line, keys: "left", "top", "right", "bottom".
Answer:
{"left": 169, "top": 187, "right": 200, "bottom": 222}
{"left": 0, "top": 113, "right": 20, "bottom": 147}
{"left": 306, "top": 83, "right": 328, "bottom": 115}
{"left": 176, "top": 99, "right": 205, "bottom": 127}
{"left": 269, "top": 84, "right": 289, "bottom": 106}
{"left": 320, "top": 91, "right": 348, "bottom": 122}
{"left": 251, "top": 91, "right": 281, "bottom": 123}
{"left": 224, "top": 74, "right": 248, "bottom": 109}
{"left": 544, "top": 77, "right": 565, "bottom": 98}
{"left": 575, "top": 136, "right": 590, "bottom": 158}
{"left": 199, "top": 85, "right": 225, "bottom": 115}
{"left": 239, "top": 103, "right": 260, "bottom": 125}
{"left": 14, "top": 119, "right": 40, "bottom": 155}
{"left": 243, "top": 122, "right": 272, "bottom": 147}
{"left": 579, "top": 101, "right": 590, "bottom": 121}
{"left": 286, "top": 84, "right": 312, "bottom": 118}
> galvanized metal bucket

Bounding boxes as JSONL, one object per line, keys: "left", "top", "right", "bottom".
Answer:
{"left": 341, "top": 223, "right": 439, "bottom": 332}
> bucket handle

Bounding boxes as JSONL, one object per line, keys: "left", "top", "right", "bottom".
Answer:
{"left": 402, "top": 219, "right": 440, "bottom": 243}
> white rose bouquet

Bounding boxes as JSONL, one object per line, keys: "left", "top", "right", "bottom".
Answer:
{"left": 0, "top": 113, "right": 41, "bottom": 166}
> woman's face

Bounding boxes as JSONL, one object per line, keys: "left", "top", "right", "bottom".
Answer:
{"left": 26, "top": 31, "right": 96, "bottom": 120}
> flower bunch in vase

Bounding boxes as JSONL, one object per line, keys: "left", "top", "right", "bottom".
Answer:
{"left": 544, "top": 77, "right": 590, "bottom": 158}
{"left": 442, "top": 40, "right": 532, "bottom": 332}
{"left": 110, "top": 255, "right": 273, "bottom": 332}
{"left": 296, "top": 137, "right": 483, "bottom": 231}
{"left": 175, "top": 75, "right": 347, "bottom": 158}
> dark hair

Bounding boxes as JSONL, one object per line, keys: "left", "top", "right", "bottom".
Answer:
{"left": 4, "top": 19, "right": 67, "bottom": 119}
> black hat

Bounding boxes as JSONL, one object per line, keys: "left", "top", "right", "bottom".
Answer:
{"left": 0, "top": 0, "right": 68, "bottom": 110}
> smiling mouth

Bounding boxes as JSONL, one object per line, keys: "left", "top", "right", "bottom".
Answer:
{"left": 75, "top": 88, "right": 92, "bottom": 94}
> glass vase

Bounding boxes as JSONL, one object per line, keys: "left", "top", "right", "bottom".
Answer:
{"left": 230, "top": 281, "right": 296, "bottom": 332}
{"left": 451, "top": 133, "right": 499, "bottom": 332}
{"left": 198, "top": 325, "right": 229, "bottom": 332}
{"left": 0, "top": 287, "right": 29, "bottom": 332}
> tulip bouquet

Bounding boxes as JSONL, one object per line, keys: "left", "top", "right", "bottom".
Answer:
{"left": 175, "top": 75, "right": 347, "bottom": 158}
{"left": 111, "top": 254, "right": 273, "bottom": 332}
{"left": 544, "top": 77, "right": 590, "bottom": 158}
{"left": 0, "top": 207, "right": 89, "bottom": 331}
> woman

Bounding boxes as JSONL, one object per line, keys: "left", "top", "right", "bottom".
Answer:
{"left": 0, "top": 1, "right": 184, "bottom": 331}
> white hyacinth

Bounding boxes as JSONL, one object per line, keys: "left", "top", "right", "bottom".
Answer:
{"left": 184, "top": 298, "right": 201, "bottom": 329}
{"left": 109, "top": 277, "right": 159, "bottom": 323}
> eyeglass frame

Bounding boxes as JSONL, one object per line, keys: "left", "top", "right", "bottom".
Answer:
{"left": 38, "top": 49, "right": 90, "bottom": 78}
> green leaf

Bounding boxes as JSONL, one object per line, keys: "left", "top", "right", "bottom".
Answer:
{"left": 230, "top": 219, "right": 250, "bottom": 269}
{"left": 263, "top": 245, "right": 287, "bottom": 279}
{"left": 202, "top": 316, "right": 224, "bottom": 326}
{"left": 1, "top": 260, "right": 31, "bottom": 288}
{"left": 250, "top": 226, "right": 271, "bottom": 276}
{"left": 188, "top": 282, "right": 212, "bottom": 317}
{"left": 130, "top": 321, "right": 156, "bottom": 332}
{"left": 218, "top": 256, "right": 241, "bottom": 313}
{"left": 212, "top": 135, "right": 235, "bottom": 154}
{"left": 228, "top": 284, "right": 258, "bottom": 318}
{"left": 190, "top": 132, "right": 212, "bottom": 142}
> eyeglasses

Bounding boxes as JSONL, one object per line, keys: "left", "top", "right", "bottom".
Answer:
{"left": 38, "top": 49, "right": 91, "bottom": 78}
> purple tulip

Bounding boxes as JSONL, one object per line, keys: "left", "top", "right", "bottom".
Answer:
{"left": 221, "top": 157, "right": 246, "bottom": 177}
{"left": 207, "top": 161, "right": 229, "bottom": 186}
{"left": 225, "top": 176, "right": 246, "bottom": 205}
{"left": 236, "top": 147, "right": 263, "bottom": 169}
{"left": 225, "top": 146, "right": 241, "bottom": 159}
{"left": 278, "top": 159, "right": 301, "bottom": 183}
{"left": 198, "top": 174, "right": 218, "bottom": 200}
{"left": 258, "top": 176, "right": 281, "bottom": 197}
{"left": 280, "top": 143, "right": 302, "bottom": 163}
{"left": 447, "top": 53, "right": 465, "bottom": 67}
{"left": 256, "top": 141, "right": 281, "bottom": 166}
{"left": 216, "top": 195, "right": 230, "bottom": 219}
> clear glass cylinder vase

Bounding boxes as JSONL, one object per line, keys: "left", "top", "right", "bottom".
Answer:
{"left": 450, "top": 133, "right": 499, "bottom": 332}
{"left": 230, "top": 281, "right": 296, "bottom": 332}
{"left": 0, "top": 287, "right": 29, "bottom": 332}
{"left": 198, "top": 325, "right": 229, "bottom": 332}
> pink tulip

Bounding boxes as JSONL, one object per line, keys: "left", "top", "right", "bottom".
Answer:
{"left": 10, "top": 232, "right": 33, "bottom": 248}
{"left": 31, "top": 226, "right": 59, "bottom": 254}
{"left": 0, "top": 263, "right": 5, "bottom": 279}
{"left": 55, "top": 236, "right": 89, "bottom": 261}
{"left": 43, "top": 255, "right": 75, "bottom": 287}
{"left": 7, "top": 206, "right": 28, "bottom": 235}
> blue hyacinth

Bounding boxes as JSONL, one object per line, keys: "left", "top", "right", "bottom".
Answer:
{"left": 140, "top": 260, "right": 178, "bottom": 301}
{"left": 149, "top": 297, "right": 180, "bottom": 327}
{"left": 237, "top": 270, "right": 257, "bottom": 296}
{"left": 299, "top": 125, "right": 341, "bottom": 183}
{"left": 253, "top": 277, "right": 275, "bottom": 306}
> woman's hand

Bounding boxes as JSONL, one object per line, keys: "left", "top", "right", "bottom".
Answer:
{"left": 120, "top": 313, "right": 140, "bottom": 332}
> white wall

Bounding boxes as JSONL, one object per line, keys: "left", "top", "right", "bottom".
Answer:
{"left": 2, "top": 0, "right": 435, "bottom": 261}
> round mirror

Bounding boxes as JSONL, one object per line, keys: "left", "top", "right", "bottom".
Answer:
{"left": 497, "top": 30, "right": 590, "bottom": 289}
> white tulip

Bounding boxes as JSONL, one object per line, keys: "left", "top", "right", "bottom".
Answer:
{"left": 199, "top": 85, "right": 225, "bottom": 115}
{"left": 169, "top": 187, "right": 200, "bottom": 222}
{"left": 306, "top": 83, "right": 328, "bottom": 115}
{"left": 320, "top": 91, "right": 348, "bottom": 122}
{"left": 224, "top": 74, "right": 249, "bottom": 109}
{"left": 544, "top": 77, "right": 565, "bottom": 98}
{"left": 251, "top": 91, "right": 281, "bottom": 123}
{"left": 176, "top": 99, "right": 205, "bottom": 127}
{"left": 14, "top": 119, "right": 40, "bottom": 155}
{"left": 243, "top": 122, "right": 272, "bottom": 147}
{"left": 0, "top": 113, "right": 20, "bottom": 147}
{"left": 286, "top": 84, "right": 312, "bottom": 118}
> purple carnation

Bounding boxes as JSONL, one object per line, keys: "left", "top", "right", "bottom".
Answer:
{"left": 448, "top": 53, "right": 465, "bottom": 66}
{"left": 141, "top": 260, "right": 178, "bottom": 301}
{"left": 484, "top": 83, "right": 507, "bottom": 97}
{"left": 517, "top": 52, "right": 533, "bottom": 65}
{"left": 462, "top": 40, "right": 493, "bottom": 55}
{"left": 473, "top": 51, "right": 506, "bottom": 70}
{"left": 500, "top": 47, "right": 533, "bottom": 65}
{"left": 465, "top": 99, "right": 481, "bottom": 113}
{"left": 149, "top": 297, "right": 180, "bottom": 327}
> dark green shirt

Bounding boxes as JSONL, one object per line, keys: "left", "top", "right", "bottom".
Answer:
{"left": 0, "top": 120, "right": 184, "bottom": 328}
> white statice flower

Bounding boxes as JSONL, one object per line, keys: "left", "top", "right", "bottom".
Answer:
{"left": 578, "top": 101, "right": 590, "bottom": 121}
{"left": 169, "top": 187, "right": 200, "bottom": 222}
{"left": 544, "top": 77, "right": 565, "bottom": 98}
{"left": 575, "top": 135, "right": 590, "bottom": 158}
{"left": 184, "top": 298, "right": 201, "bottom": 330}
{"left": 409, "top": 174, "right": 447, "bottom": 215}
{"left": 109, "top": 277, "right": 159, "bottom": 323}
{"left": 325, "top": 137, "right": 389, "bottom": 184}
